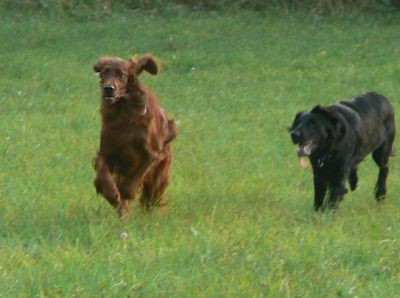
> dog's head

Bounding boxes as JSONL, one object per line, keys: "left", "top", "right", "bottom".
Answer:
{"left": 93, "top": 54, "right": 158, "bottom": 104}
{"left": 289, "top": 105, "right": 345, "bottom": 157}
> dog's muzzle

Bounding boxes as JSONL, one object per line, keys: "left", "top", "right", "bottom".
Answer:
{"left": 103, "top": 84, "right": 115, "bottom": 96}
{"left": 297, "top": 143, "right": 316, "bottom": 156}
{"left": 102, "top": 85, "right": 118, "bottom": 103}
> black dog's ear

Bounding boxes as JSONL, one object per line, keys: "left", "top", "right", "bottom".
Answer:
{"left": 93, "top": 57, "right": 112, "bottom": 74}
{"left": 294, "top": 111, "right": 304, "bottom": 122}
{"left": 289, "top": 111, "right": 305, "bottom": 131}
{"left": 130, "top": 54, "right": 159, "bottom": 76}
{"left": 311, "top": 105, "right": 346, "bottom": 141}
{"left": 311, "top": 105, "right": 339, "bottom": 124}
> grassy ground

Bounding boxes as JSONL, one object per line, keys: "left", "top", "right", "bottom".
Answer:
{"left": 0, "top": 9, "right": 400, "bottom": 297}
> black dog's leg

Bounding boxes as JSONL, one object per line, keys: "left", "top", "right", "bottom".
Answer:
{"left": 327, "top": 182, "right": 348, "bottom": 210}
{"left": 372, "top": 142, "right": 391, "bottom": 201}
{"left": 313, "top": 176, "right": 327, "bottom": 211}
{"left": 348, "top": 168, "right": 358, "bottom": 191}
{"left": 375, "top": 166, "right": 388, "bottom": 201}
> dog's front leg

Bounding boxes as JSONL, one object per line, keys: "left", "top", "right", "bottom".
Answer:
{"left": 313, "top": 176, "right": 327, "bottom": 211}
{"left": 327, "top": 182, "right": 348, "bottom": 210}
{"left": 326, "top": 161, "right": 351, "bottom": 210}
{"left": 93, "top": 154, "right": 121, "bottom": 208}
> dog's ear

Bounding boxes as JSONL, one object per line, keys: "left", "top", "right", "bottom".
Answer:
{"left": 130, "top": 55, "right": 159, "bottom": 76}
{"left": 311, "top": 105, "right": 346, "bottom": 141}
{"left": 294, "top": 111, "right": 304, "bottom": 123}
{"left": 289, "top": 111, "right": 305, "bottom": 131}
{"left": 93, "top": 57, "right": 112, "bottom": 74}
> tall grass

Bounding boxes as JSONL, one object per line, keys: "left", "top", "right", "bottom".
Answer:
{"left": 0, "top": 8, "right": 399, "bottom": 297}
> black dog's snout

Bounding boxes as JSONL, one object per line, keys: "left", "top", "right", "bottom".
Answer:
{"left": 103, "top": 85, "right": 115, "bottom": 95}
{"left": 291, "top": 130, "right": 301, "bottom": 143}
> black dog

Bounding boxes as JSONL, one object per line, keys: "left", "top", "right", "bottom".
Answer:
{"left": 290, "top": 92, "right": 395, "bottom": 211}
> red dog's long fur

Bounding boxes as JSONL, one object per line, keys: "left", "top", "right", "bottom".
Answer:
{"left": 92, "top": 54, "right": 176, "bottom": 216}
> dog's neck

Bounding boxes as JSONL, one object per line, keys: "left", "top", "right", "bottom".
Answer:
{"left": 123, "top": 83, "right": 148, "bottom": 115}
{"left": 101, "top": 91, "right": 147, "bottom": 120}
{"left": 317, "top": 153, "right": 331, "bottom": 167}
{"left": 310, "top": 146, "right": 334, "bottom": 168}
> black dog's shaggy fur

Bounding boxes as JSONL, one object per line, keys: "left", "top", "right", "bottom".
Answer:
{"left": 290, "top": 92, "right": 395, "bottom": 211}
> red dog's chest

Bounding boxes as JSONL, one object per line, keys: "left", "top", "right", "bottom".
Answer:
{"left": 99, "top": 122, "right": 150, "bottom": 172}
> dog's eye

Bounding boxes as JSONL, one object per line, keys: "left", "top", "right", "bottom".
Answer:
{"left": 115, "top": 70, "right": 125, "bottom": 78}
{"left": 101, "top": 69, "right": 110, "bottom": 77}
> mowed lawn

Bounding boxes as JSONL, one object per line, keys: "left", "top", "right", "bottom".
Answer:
{"left": 0, "top": 8, "right": 400, "bottom": 297}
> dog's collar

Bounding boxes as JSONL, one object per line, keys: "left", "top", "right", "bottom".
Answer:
{"left": 140, "top": 94, "right": 147, "bottom": 116}
{"left": 318, "top": 154, "right": 331, "bottom": 167}
{"left": 140, "top": 103, "right": 147, "bottom": 115}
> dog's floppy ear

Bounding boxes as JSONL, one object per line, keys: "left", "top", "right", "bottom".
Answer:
{"left": 294, "top": 111, "right": 304, "bottom": 123}
{"left": 93, "top": 57, "right": 112, "bottom": 74}
{"left": 289, "top": 111, "right": 305, "bottom": 131}
{"left": 311, "top": 105, "right": 346, "bottom": 141}
{"left": 130, "top": 54, "right": 159, "bottom": 76}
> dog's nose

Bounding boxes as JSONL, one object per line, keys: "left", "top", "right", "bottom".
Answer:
{"left": 103, "top": 85, "right": 115, "bottom": 95}
{"left": 291, "top": 130, "right": 301, "bottom": 143}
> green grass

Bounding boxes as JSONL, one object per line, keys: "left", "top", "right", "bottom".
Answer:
{"left": 1, "top": 9, "right": 400, "bottom": 297}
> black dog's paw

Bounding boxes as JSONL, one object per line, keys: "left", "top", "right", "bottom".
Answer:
{"left": 314, "top": 205, "right": 324, "bottom": 212}
{"left": 375, "top": 189, "right": 386, "bottom": 203}
{"left": 375, "top": 184, "right": 387, "bottom": 202}
{"left": 376, "top": 195, "right": 386, "bottom": 203}
{"left": 349, "top": 175, "right": 358, "bottom": 191}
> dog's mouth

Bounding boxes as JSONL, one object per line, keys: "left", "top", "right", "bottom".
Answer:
{"left": 297, "top": 142, "right": 317, "bottom": 157}
{"left": 103, "top": 96, "right": 118, "bottom": 104}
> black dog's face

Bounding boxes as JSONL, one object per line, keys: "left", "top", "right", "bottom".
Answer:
{"left": 290, "top": 111, "right": 330, "bottom": 157}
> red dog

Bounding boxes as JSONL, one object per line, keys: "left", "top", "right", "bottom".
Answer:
{"left": 92, "top": 54, "right": 177, "bottom": 216}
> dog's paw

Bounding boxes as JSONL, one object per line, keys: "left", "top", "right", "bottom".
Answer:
{"left": 376, "top": 195, "right": 386, "bottom": 203}
{"left": 350, "top": 183, "right": 358, "bottom": 191}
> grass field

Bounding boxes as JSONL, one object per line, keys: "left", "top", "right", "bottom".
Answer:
{"left": 1, "top": 8, "right": 400, "bottom": 297}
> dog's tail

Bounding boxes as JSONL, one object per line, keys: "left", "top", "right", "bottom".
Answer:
{"left": 164, "top": 119, "right": 177, "bottom": 146}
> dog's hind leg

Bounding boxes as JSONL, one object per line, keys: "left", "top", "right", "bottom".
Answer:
{"left": 140, "top": 179, "right": 169, "bottom": 209}
{"left": 140, "top": 181, "right": 155, "bottom": 210}
{"left": 349, "top": 168, "right": 358, "bottom": 191}
{"left": 140, "top": 152, "right": 171, "bottom": 209}
{"left": 372, "top": 141, "right": 393, "bottom": 201}
{"left": 373, "top": 118, "right": 396, "bottom": 201}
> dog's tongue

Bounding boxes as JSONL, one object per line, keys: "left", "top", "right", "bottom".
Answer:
{"left": 296, "top": 144, "right": 313, "bottom": 168}
{"left": 299, "top": 156, "right": 310, "bottom": 168}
